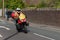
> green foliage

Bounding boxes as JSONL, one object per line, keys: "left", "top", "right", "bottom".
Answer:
{"left": 1, "top": 0, "right": 60, "bottom": 9}
{"left": 54, "top": 0, "right": 60, "bottom": 8}
{"left": 5, "top": 0, "right": 25, "bottom": 9}
{"left": 0, "top": 0, "right": 2, "bottom": 8}
{"left": 29, "top": 4, "right": 35, "bottom": 7}
{"left": 37, "top": 1, "right": 47, "bottom": 8}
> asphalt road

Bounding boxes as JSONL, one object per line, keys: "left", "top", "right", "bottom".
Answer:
{"left": 0, "top": 19, "right": 60, "bottom": 40}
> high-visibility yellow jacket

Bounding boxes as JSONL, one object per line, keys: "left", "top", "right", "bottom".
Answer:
{"left": 19, "top": 12, "right": 26, "bottom": 20}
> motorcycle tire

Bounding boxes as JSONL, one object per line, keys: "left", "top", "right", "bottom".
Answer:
{"left": 23, "top": 26, "right": 28, "bottom": 33}
{"left": 16, "top": 23, "right": 22, "bottom": 32}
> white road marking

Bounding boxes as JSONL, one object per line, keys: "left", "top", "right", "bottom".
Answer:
{"left": 33, "top": 33, "right": 55, "bottom": 40}
{"left": 0, "top": 26, "right": 10, "bottom": 30}
{"left": 0, "top": 34, "right": 3, "bottom": 38}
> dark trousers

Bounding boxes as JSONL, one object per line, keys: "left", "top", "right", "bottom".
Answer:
{"left": 7, "top": 15, "right": 11, "bottom": 21}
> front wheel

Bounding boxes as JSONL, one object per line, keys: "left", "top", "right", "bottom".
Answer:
{"left": 16, "top": 23, "right": 22, "bottom": 32}
{"left": 16, "top": 26, "right": 21, "bottom": 32}
{"left": 23, "top": 26, "right": 28, "bottom": 33}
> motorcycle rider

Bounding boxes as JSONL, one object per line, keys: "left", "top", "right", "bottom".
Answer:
{"left": 11, "top": 8, "right": 29, "bottom": 32}
{"left": 11, "top": 8, "right": 26, "bottom": 24}
{"left": 6, "top": 9, "right": 12, "bottom": 21}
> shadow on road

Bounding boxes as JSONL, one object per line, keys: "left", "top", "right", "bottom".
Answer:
{"left": 4, "top": 30, "right": 30, "bottom": 40}
{"left": 4, "top": 32, "right": 19, "bottom": 40}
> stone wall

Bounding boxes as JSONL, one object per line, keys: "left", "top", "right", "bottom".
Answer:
{"left": 23, "top": 9, "right": 60, "bottom": 26}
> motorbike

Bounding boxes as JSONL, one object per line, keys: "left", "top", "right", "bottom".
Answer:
{"left": 16, "top": 18, "right": 29, "bottom": 33}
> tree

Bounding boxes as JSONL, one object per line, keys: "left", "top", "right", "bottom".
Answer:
{"left": 37, "top": 0, "right": 47, "bottom": 8}
{"left": 0, "top": 0, "right": 2, "bottom": 8}
{"left": 5, "top": 0, "right": 25, "bottom": 9}
{"left": 54, "top": 0, "right": 60, "bottom": 8}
